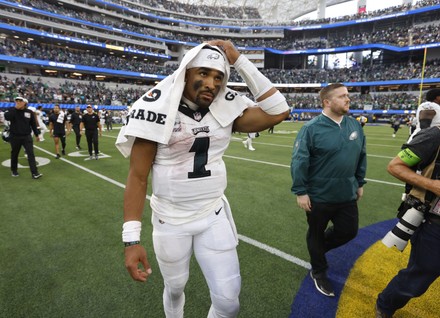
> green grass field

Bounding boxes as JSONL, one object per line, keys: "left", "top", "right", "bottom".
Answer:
{"left": 0, "top": 121, "right": 421, "bottom": 317}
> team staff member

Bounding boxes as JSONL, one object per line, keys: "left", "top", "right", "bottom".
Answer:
{"left": 4, "top": 96, "right": 42, "bottom": 179}
{"left": 291, "top": 83, "right": 367, "bottom": 297}
{"left": 376, "top": 125, "right": 440, "bottom": 318}
{"left": 80, "top": 105, "right": 101, "bottom": 160}
{"left": 69, "top": 105, "right": 83, "bottom": 150}
{"left": 49, "top": 104, "right": 68, "bottom": 159}
{"left": 117, "top": 40, "right": 289, "bottom": 317}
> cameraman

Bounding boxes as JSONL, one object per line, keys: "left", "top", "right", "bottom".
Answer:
{"left": 376, "top": 125, "right": 440, "bottom": 318}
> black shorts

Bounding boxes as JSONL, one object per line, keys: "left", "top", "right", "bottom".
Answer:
{"left": 53, "top": 133, "right": 65, "bottom": 138}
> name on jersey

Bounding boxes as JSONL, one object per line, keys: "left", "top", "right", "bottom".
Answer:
{"left": 192, "top": 126, "right": 210, "bottom": 135}
{"left": 129, "top": 108, "right": 166, "bottom": 125}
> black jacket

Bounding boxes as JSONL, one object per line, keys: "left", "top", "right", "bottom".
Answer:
{"left": 4, "top": 107, "right": 39, "bottom": 137}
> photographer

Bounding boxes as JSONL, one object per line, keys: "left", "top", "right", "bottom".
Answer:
{"left": 376, "top": 125, "right": 440, "bottom": 318}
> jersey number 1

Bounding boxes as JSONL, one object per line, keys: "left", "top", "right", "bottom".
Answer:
{"left": 188, "top": 137, "right": 211, "bottom": 178}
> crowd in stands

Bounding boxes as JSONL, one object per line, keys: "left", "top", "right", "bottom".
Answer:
{"left": 286, "top": 92, "right": 419, "bottom": 111}
{"left": 0, "top": 38, "right": 178, "bottom": 76}
{"left": 68, "top": 0, "right": 438, "bottom": 26}
{"left": 10, "top": 0, "right": 440, "bottom": 55}
{"left": 1, "top": 0, "right": 438, "bottom": 113}
{"left": 0, "top": 75, "right": 422, "bottom": 111}
{"left": 0, "top": 76, "right": 144, "bottom": 106}
{"left": 230, "top": 59, "right": 440, "bottom": 84}
{"left": 4, "top": 33, "right": 440, "bottom": 85}
{"left": 110, "top": 0, "right": 261, "bottom": 22}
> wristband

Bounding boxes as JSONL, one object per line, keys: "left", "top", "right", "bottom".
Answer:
{"left": 124, "top": 241, "right": 140, "bottom": 247}
{"left": 122, "top": 220, "right": 142, "bottom": 242}
{"left": 233, "top": 54, "right": 273, "bottom": 99}
{"left": 258, "top": 91, "right": 289, "bottom": 115}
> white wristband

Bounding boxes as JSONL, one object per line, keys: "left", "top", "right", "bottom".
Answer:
{"left": 234, "top": 55, "right": 273, "bottom": 99}
{"left": 258, "top": 91, "right": 289, "bottom": 115}
{"left": 122, "top": 220, "right": 142, "bottom": 242}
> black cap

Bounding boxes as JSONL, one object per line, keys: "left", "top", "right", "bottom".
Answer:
{"left": 426, "top": 89, "right": 440, "bottom": 102}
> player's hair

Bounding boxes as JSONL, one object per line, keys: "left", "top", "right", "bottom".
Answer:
{"left": 426, "top": 88, "right": 440, "bottom": 102}
{"left": 319, "top": 83, "right": 346, "bottom": 107}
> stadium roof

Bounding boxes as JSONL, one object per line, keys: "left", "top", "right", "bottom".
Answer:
{"left": 185, "top": 0, "right": 351, "bottom": 22}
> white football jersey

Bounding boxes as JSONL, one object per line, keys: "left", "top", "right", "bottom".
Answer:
{"left": 150, "top": 103, "right": 235, "bottom": 225}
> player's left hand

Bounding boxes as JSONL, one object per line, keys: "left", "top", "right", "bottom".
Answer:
{"left": 124, "top": 244, "right": 152, "bottom": 282}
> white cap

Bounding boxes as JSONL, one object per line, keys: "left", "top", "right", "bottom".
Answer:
{"left": 15, "top": 96, "right": 28, "bottom": 104}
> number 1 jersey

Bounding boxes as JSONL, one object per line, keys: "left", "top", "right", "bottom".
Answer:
{"left": 150, "top": 103, "right": 235, "bottom": 225}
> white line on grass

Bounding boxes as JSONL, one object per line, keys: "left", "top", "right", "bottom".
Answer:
{"left": 368, "top": 154, "right": 394, "bottom": 159}
{"left": 238, "top": 234, "right": 311, "bottom": 270}
{"left": 33, "top": 145, "right": 310, "bottom": 268}
{"left": 223, "top": 155, "right": 404, "bottom": 187}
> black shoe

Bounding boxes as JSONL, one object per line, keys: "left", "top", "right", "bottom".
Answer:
{"left": 375, "top": 304, "right": 393, "bottom": 318}
{"left": 62, "top": 149, "right": 66, "bottom": 155}
{"left": 11, "top": 171, "right": 19, "bottom": 177}
{"left": 32, "top": 173, "right": 43, "bottom": 179}
{"left": 310, "top": 272, "right": 335, "bottom": 297}
{"left": 55, "top": 154, "right": 61, "bottom": 159}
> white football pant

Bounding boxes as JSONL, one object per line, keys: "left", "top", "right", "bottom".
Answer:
{"left": 152, "top": 201, "right": 241, "bottom": 318}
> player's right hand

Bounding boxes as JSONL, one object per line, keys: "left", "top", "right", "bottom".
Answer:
{"left": 124, "top": 244, "right": 152, "bottom": 282}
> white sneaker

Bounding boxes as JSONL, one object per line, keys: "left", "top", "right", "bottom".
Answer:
{"left": 242, "top": 140, "right": 247, "bottom": 148}
{"left": 249, "top": 147, "right": 255, "bottom": 151}
{"left": 392, "top": 134, "right": 396, "bottom": 138}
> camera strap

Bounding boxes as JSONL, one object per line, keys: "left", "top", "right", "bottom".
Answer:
{"left": 423, "top": 146, "right": 440, "bottom": 205}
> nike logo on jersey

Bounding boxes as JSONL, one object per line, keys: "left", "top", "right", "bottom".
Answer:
{"left": 215, "top": 207, "right": 222, "bottom": 215}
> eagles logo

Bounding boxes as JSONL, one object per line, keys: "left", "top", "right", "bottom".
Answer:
{"left": 349, "top": 131, "right": 358, "bottom": 140}
{"left": 207, "top": 53, "right": 220, "bottom": 60}
{"left": 143, "top": 89, "right": 161, "bottom": 102}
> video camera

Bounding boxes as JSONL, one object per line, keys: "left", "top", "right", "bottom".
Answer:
{"left": 382, "top": 195, "right": 430, "bottom": 251}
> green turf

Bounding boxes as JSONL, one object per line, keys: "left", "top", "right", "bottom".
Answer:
{"left": 0, "top": 122, "right": 413, "bottom": 317}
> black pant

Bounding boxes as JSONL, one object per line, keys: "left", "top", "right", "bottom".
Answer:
{"left": 10, "top": 135, "right": 39, "bottom": 175}
{"left": 85, "top": 130, "right": 99, "bottom": 156}
{"left": 73, "top": 125, "right": 81, "bottom": 147}
{"left": 306, "top": 200, "right": 358, "bottom": 275}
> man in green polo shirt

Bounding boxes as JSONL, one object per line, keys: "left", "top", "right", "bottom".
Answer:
{"left": 290, "top": 83, "right": 367, "bottom": 297}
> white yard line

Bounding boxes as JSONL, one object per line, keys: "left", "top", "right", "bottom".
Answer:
{"left": 33, "top": 145, "right": 312, "bottom": 269}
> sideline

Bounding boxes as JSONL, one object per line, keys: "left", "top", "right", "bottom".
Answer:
{"left": 33, "top": 145, "right": 312, "bottom": 270}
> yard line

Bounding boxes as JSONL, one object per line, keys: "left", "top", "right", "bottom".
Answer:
{"left": 368, "top": 154, "right": 394, "bottom": 159}
{"left": 33, "top": 145, "right": 310, "bottom": 269}
{"left": 368, "top": 143, "right": 402, "bottom": 147}
{"left": 106, "top": 133, "right": 398, "bottom": 153}
{"left": 238, "top": 235, "right": 311, "bottom": 270}
{"left": 224, "top": 155, "right": 404, "bottom": 187}
{"left": 102, "top": 135, "right": 402, "bottom": 186}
